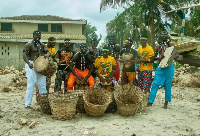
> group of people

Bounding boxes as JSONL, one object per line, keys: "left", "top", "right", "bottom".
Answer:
{"left": 23, "top": 30, "right": 178, "bottom": 110}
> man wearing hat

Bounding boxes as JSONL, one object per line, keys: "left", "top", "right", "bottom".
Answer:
{"left": 54, "top": 38, "right": 75, "bottom": 93}
{"left": 23, "top": 30, "right": 50, "bottom": 109}
{"left": 137, "top": 35, "right": 154, "bottom": 93}
{"left": 120, "top": 39, "right": 138, "bottom": 85}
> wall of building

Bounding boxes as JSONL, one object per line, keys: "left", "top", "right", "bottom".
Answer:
{"left": 62, "top": 24, "right": 82, "bottom": 35}
{"left": 0, "top": 41, "right": 79, "bottom": 71}
{"left": 0, "top": 42, "right": 25, "bottom": 70}
{"left": 11, "top": 23, "right": 83, "bottom": 35}
{"left": 13, "top": 23, "right": 38, "bottom": 34}
{"left": 0, "top": 21, "right": 85, "bottom": 70}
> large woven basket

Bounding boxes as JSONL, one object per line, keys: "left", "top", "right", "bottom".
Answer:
{"left": 48, "top": 92, "right": 78, "bottom": 120}
{"left": 105, "top": 91, "right": 117, "bottom": 113}
{"left": 38, "top": 93, "right": 51, "bottom": 114}
{"left": 83, "top": 88, "right": 112, "bottom": 117}
{"left": 114, "top": 85, "right": 143, "bottom": 116}
{"left": 71, "top": 90, "right": 85, "bottom": 113}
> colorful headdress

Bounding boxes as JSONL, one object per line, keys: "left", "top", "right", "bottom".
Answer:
{"left": 103, "top": 45, "right": 109, "bottom": 51}
{"left": 48, "top": 37, "right": 56, "bottom": 43}
{"left": 33, "top": 30, "right": 41, "bottom": 36}
{"left": 140, "top": 35, "right": 147, "bottom": 40}
{"left": 80, "top": 43, "right": 86, "bottom": 47}
{"left": 64, "top": 38, "right": 70, "bottom": 43}
{"left": 125, "top": 39, "right": 133, "bottom": 44}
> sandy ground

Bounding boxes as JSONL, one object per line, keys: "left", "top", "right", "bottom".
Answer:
{"left": 0, "top": 74, "right": 200, "bottom": 136}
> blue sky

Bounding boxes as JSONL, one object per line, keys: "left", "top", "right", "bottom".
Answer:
{"left": 0, "top": 0, "right": 125, "bottom": 44}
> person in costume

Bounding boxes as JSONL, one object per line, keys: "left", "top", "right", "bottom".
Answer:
{"left": 106, "top": 34, "right": 120, "bottom": 82}
{"left": 35, "top": 37, "right": 57, "bottom": 101}
{"left": 54, "top": 38, "right": 75, "bottom": 93}
{"left": 94, "top": 46, "right": 116, "bottom": 86}
{"left": 147, "top": 31, "right": 178, "bottom": 109}
{"left": 23, "top": 30, "right": 50, "bottom": 109}
{"left": 89, "top": 37, "right": 102, "bottom": 61}
{"left": 89, "top": 37, "right": 102, "bottom": 85}
{"left": 120, "top": 39, "right": 138, "bottom": 85}
{"left": 67, "top": 43, "right": 94, "bottom": 90}
{"left": 137, "top": 35, "right": 154, "bottom": 93}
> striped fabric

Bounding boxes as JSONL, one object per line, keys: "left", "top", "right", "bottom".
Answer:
{"left": 137, "top": 70, "right": 153, "bottom": 93}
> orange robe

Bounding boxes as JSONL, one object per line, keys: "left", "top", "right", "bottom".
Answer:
{"left": 67, "top": 68, "right": 94, "bottom": 90}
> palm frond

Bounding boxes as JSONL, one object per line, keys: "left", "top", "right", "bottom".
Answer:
{"left": 100, "top": 0, "right": 132, "bottom": 12}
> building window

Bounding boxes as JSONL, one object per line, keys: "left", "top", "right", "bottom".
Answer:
{"left": 1, "top": 23, "right": 12, "bottom": 31}
{"left": 38, "top": 24, "right": 48, "bottom": 32}
{"left": 51, "top": 24, "right": 62, "bottom": 32}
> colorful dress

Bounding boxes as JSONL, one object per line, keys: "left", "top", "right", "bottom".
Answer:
{"left": 94, "top": 56, "right": 116, "bottom": 77}
{"left": 54, "top": 48, "right": 75, "bottom": 93}
{"left": 148, "top": 42, "right": 175, "bottom": 104}
{"left": 120, "top": 48, "right": 138, "bottom": 85}
{"left": 107, "top": 44, "right": 120, "bottom": 82}
{"left": 137, "top": 45, "right": 154, "bottom": 93}
{"left": 94, "top": 56, "right": 116, "bottom": 87}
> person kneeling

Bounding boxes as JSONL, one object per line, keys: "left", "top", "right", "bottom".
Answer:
{"left": 94, "top": 46, "right": 116, "bottom": 90}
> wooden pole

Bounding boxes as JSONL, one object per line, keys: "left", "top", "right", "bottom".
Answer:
{"left": 164, "top": 4, "right": 200, "bottom": 41}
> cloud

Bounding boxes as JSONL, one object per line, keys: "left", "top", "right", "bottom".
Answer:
{"left": 0, "top": 0, "right": 124, "bottom": 44}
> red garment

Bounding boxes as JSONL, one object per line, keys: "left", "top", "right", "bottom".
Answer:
{"left": 114, "top": 60, "right": 120, "bottom": 82}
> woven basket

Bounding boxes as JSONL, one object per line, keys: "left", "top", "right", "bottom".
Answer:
{"left": 74, "top": 80, "right": 88, "bottom": 90}
{"left": 105, "top": 91, "right": 117, "bottom": 113}
{"left": 70, "top": 90, "right": 85, "bottom": 114}
{"left": 48, "top": 92, "right": 78, "bottom": 120}
{"left": 83, "top": 88, "right": 112, "bottom": 117}
{"left": 114, "top": 85, "right": 143, "bottom": 116}
{"left": 38, "top": 93, "right": 51, "bottom": 114}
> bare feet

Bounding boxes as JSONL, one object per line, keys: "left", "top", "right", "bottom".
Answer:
{"left": 147, "top": 102, "right": 152, "bottom": 107}
{"left": 162, "top": 102, "right": 168, "bottom": 109}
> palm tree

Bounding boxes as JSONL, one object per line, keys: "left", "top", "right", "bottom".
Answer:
{"left": 100, "top": 0, "right": 196, "bottom": 49}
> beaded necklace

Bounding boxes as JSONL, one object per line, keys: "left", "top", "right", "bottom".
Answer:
{"left": 80, "top": 53, "right": 86, "bottom": 70}
{"left": 33, "top": 41, "right": 42, "bottom": 57}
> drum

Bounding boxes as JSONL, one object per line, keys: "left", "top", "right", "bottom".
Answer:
{"left": 122, "top": 54, "right": 131, "bottom": 69}
{"left": 101, "top": 82, "right": 113, "bottom": 92}
{"left": 34, "top": 56, "right": 57, "bottom": 76}
{"left": 74, "top": 79, "right": 88, "bottom": 90}
{"left": 158, "top": 46, "right": 177, "bottom": 68}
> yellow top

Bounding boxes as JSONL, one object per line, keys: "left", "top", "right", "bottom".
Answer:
{"left": 138, "top": 45, "right": 154, "bottom": 71}
{"left": 45, "top": 44, "right": 55, "bottom": 56}
{"left": 94, "top": 56, "right": 116, "bottom": 77}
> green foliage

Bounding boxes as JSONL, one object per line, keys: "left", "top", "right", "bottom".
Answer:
{"left": 101, "top": 0, "right": 200, "bottom": 50}
{"left": 173, "top": 61, "right": 184, "bottom": 69}
{"left": 84, "top": 23, "right": 97, "bottom": 47}
{"left": 184, "top": 7, "right": 200, "bottom": 38}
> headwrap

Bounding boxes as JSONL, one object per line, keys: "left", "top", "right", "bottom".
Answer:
{"left": 125, "top": 39, "right": 133, "bottom": 44}
{"left": 64, "top": 38, "right": 70, "bottom": 43}
{"left": 161, "top": 31, "right": 168, "bottom": 35}
{"left": 80, "top": 43, "right": 86, "bottom": 47}
{"left": 33, "top": 30, "right": 41, "bottom": 36}
{"left": 107, "top": 34, "right": 115, "bottom": 39}
{"left": 48, "top": 37, "right": 56, "bottom": 43}
{"left": 140, "top": 35, "right": 147, "bottom": 40}
{"left": 103, "top": 49, "right": 109, "bottom": 52}
{"left": 103, "top": 45, "right": 110, "bottom": 51}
